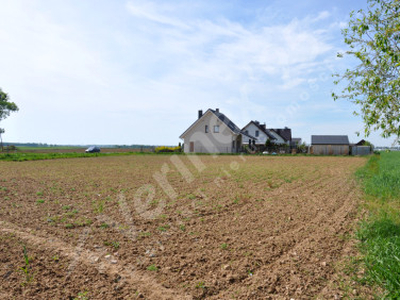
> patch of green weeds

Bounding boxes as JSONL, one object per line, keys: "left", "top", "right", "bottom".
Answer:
{"left": 19, "top": 246, "right": 34, "bottom": 284}
{"left": 92, "top": 199, "right": 105, "bottom": 214}
{"left": 73, "top": 291, "right": 89, "bottom": 300}
{"left": 100, "top": 223, "right": 109, "bottom": 229}
{"left": 147, "top": 264, "right": 158, "bottom": 271}
{"left": 104, "top": 241, "right": 120, "bottom": 249}
{"left": 138, "top": 231, "right": 151, "bottom": 239}
{"left": 157, "top": 225, "right": 170, "bottom": 232}
{"left": 195, "top": 281, "right": 206, "bottom": 289}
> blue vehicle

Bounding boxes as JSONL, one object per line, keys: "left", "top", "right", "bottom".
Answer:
{"left": 85, "top": 146, "right": 101, "bottom": 153}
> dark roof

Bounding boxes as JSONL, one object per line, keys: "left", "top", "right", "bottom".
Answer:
{"left": 211, "top": 109, "right": 242, "bottom": 134}
{"left": 355, "top": 139, "right": 366, "bottom": 146}
{"left": 311, "top": 135, "right": 349, "bottom": 145}
{"left": 211, "top": 109, "right": 257, "bottom": 139}
{"left": 242, "top": 121, "right": 276, "bottom": 140}
{"left": 292, "top": 138, "right": 302, "bottom": 143}
{"left": 270, "top": 128, "right": 292, "bottom": 142}
{"left": 290, "top": 138, "right": 302, "bottom": 146}
{"left": 180, "top": 109, "right": 256, "bottom": 139}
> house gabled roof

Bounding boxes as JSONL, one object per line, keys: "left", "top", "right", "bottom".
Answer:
{"left": 242, "top": 121, "right": 276, "bottom": 140}
{"left": 269, "top": 128, "right": 292, "bottom": 142}
{"left": 180, "top": 109, "right": 256, "bottom": 140}
{"left": 212, "top": 109, "right": 242, "bottom": 135}
{"left": 311, "top": 135, "right": 349, "bottom": 145}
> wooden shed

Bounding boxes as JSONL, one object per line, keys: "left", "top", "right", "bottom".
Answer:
{"left": 311, "top": 135, "right": 350, "bottom": 155}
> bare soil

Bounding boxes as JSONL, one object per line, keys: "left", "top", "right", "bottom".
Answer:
{"left": 0, "top": 155, "right": 371, "bottom": 299}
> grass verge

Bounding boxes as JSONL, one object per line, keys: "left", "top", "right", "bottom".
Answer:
{"left": 356, "top": 151, "right": 400, "bottom": 298}
{"left": 0, "top": 151, "right": 156, "bottom": 162}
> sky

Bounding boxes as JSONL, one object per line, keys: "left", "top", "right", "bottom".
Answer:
{"left": 0, "top": 0, "right": 396, "bottom": 146}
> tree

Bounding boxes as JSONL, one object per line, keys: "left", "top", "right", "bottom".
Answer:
{"left": 333, "top": 0, "right": 400, "bottom": 140}
{"left": 0, "top": 88, "right": 19, "bottom": 151}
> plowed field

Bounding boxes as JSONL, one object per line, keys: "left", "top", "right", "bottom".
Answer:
{"left": 0, "top": 155, "right": 367, "bottom": 299}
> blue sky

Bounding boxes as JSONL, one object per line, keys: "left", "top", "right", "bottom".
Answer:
{"left": 0, "top": 0, "right": 394, "bottom": 146}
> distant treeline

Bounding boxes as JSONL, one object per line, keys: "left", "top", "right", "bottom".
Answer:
{"left": 3, "top": 142, "right": 161, "bottom": 149}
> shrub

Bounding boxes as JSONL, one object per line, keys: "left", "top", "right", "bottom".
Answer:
{"left": 155, "top": 146, "right": 181, "bottom": 153}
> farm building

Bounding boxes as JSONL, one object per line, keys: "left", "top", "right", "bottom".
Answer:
{"left": 311, "top": 135, "right": 350, "bottom": 155}
{"left": 351, "top": 139, "right": 372, "bottom": 155}
{"left": 179, "top": 109, "right": 256, "bottom": 153}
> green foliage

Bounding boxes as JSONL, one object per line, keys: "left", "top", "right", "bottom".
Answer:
{"left": 0, "top": 88, "right": 19, "bottom": 122}
{"left": 333, "top": 0, "right": 400, "bottom": 139}
{"left": 265, "top": 139, "right": 275, "bottom": 148}
{"left": 297, "top": 142, "right": 308, "bottom": 153}
{"left": 155, "top": 146, "right": 181, "bottom": 153}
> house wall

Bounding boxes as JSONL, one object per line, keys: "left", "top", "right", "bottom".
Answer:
{"left": 311, "top": 145, "right": 349, "bottom": 155}
{"left": 242, "top": 123, "right": 268, "bottom": 145}
{"left": 182, "top": 112, "right": 238, "bottom": 153}
{"left": 268, "top": 130, "right": 288, "bottom": 145}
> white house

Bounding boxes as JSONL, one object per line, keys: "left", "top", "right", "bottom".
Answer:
{"left": 241, "top": 121, "right": 276, "bottom": 146}
{"left": 268, "top": 128, "right": 292, "bottom": 145}
{"left": 242, "top": 121, "right": 292, "bottom": 146}
{"left": 180, "top": 109, "right": 256, "bottom": 153}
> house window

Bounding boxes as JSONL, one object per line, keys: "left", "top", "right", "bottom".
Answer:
{"left": 205, "top": 125, "right": 208, "bottom": 133}
{"left": 255, "top": 130, "right": 259, "bottom": 137}
{"left": 245, "top": 130, "right": 248, "bottom": 135}
{"left": 214, "top": 125, "right": 219, "bottom": 133}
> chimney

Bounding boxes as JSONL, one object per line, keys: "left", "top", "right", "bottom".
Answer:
{"left": 254, "top": 120, "right": 260, "bottom": 125}
{"left": 198, "top": 110, "right": 203, "bottom": 119}
{"left": 260, "top": 123, "right": 266, "bottom": 130}
{"left": 216, "top": 108, "right": 219, "bottom": 113}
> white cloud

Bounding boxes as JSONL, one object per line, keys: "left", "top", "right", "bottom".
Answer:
{"left": 0, "top": 0, "right": 394, "bottom": 146}
{"left": 312, "top": 11, "right": 331, "bottom": 22}
{"left": 126, "top": 1, "right": 190, "bottom": 29}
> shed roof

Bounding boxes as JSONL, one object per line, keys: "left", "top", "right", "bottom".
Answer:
{"left": 311, "top": 135, "right": 349, "bottom": 145}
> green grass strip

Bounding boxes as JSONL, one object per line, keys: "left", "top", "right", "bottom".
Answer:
{"left": 356, "top": 152, "right": 400, "bottom": 298}
{"left": 0, "top": 151, "right": 161, "bottom": 162}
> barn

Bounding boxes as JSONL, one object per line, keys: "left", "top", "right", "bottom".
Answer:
{"left": 311, "top": 135, "right": 350, "bottom": 155}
